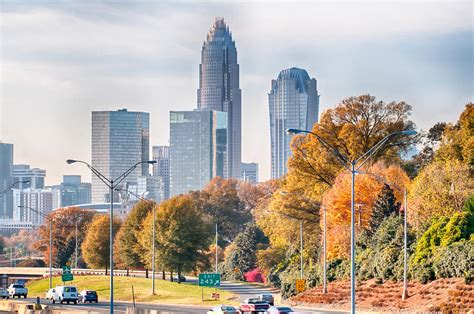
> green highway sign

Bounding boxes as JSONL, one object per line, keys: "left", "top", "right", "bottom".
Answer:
{"left": 198, "top": 273, "right": 221, "bottom": 287}
{"left": 62, "top": 265, "right": 74, "bottom": 282}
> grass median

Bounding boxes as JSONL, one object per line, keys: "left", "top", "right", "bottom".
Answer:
{"left": 26, "top": 275, "right": 237, "bottom": 306}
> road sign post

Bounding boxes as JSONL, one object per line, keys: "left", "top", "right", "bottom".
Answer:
{"left": 62, "top": 265, "right": 74, "bottom": 282}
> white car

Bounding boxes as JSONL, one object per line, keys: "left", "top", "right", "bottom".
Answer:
{"left": 207, "top": 305, "right": 239, "bottom": 314}
{"left": 49, "top": 286, "right": 78, "bottom": 304}
{"left": 46, "top": 288, "right": 58, "bottom": 301}
{"left": 0, "top": 288, "right": 9, "bottom": 299}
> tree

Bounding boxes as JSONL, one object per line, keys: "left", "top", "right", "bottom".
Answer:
{"left": 222, "top": 223, "right": 262, "bottom": 281}
{"left": 322, "top": 162, "right": 409, "bottom": 259}
{"left": 367, "top": 184, "right": 399, "bottom": 236}
{"left": 192, "top": 177, "right": 252, "bottom": 243}
{"left": 33, "top": 207, "right": 96, "bottom": 267}
{"left": 138, "top": 195, "right": 212, "bottom": 282}
{"left": 82, "top": 215, "right": 122, "bottom": 270}
{"left": 287, "top": 95, "right": 416, "bottom": 191}
{"left": 409, "top": 159, "right": 473, "bottom": 230}
{"left": 115, "top": 200, "right": 155, "bottom": 269}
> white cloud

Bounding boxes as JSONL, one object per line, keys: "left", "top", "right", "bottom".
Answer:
{"left": 1, "top": 1, "right": 472, "bottom": 184}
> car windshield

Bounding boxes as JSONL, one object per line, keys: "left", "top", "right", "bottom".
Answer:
{"left": 86, "top": 291, "right": 96, "bottom": 295}
{"left": 13, "top": 285, "right": 23, "bottom": 288}
{"left": 277, "top": 308, "right": 293, "bottom": 312}
{"left": 221, "top": 306, "right": 236, "bottom": 311}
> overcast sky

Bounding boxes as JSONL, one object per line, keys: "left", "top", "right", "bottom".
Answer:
{"left": 0, "top": 0, "right": 472, "bottom": 185}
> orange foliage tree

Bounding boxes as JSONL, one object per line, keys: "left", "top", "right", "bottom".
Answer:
{"left": 322, "top": 162, "right": 409, "bottom": 259}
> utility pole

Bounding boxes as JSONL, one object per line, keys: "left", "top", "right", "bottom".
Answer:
{"left": 402, "top": 188, "right": 409, "bottom": 300}
{"left": 323, "top": 205, "right": 327, "bottom": 294}
{"left": 300, "top": 220, "right": 303, "bottom": 279}
{"left": 75, "top": 221, "right": 78, "bottom": 269}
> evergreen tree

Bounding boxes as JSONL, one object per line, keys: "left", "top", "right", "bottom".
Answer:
{"left": 368, "top": 184, "right": 399, "bottom": 236}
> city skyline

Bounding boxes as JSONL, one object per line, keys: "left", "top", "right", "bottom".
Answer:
{"left": 1, "top": 1, "right": 472, "bottom": 185}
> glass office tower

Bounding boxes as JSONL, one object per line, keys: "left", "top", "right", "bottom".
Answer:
{"left": 91, "top": 109, "right": 150, "bottom": 203}
{"left": 169, "top": 110, "right": 227, "bottom": 197}
{"left": 269, "top": 67, "right": 320, "bottom": 179}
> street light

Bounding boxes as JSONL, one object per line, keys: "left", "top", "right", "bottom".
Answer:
{"left": 19, "top": 205, "right": 53, "bottom": 290}
{"left": 115, "top": 188, "right": 157, "bottom": 295}
{"left": 286, "top": 128, "right": 417, "bottom": 314}
{"left": 0, "top": 180, "right": 30, "bottom": 197}
{"left": 67, "top": 159, "right": 156, "bottom": 313}
{"left": 355, "top": 171, "right": 409, "bottom": 300}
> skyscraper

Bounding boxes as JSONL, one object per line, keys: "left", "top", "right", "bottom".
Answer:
{"left": 91, "top": 109, "right": 150, "bottom": 203}
{"left": 197, "top": 17, "right": 241, "bottom": 179}
{"left": 152, "top": 145, "right": 170, "bottom": 200}
{"left": 169, "top": 110, "right": 227, "bottom": 197}
{"left": 0, "top": 143, "right": 13, "bottom": 219}
{"left": 269, "top": 67, "right": 320, "bottom": 179}
{"left": 60, "top": 175, "right": 91, "bottom": 207}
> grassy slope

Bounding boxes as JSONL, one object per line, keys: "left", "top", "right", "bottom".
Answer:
{"left": 27, "top": 275, "right": 237, "bottom": 306}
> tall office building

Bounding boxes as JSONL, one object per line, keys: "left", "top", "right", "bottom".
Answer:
{"left": 197, "top": 17, "right": 241, "bottom": 179}
{"left": 91, "top": 109, "right": 150, "bottom": 203}
{"left": 241, "top": 162, "right": 259, "bottom": 183}
{"left": 169, "top": 110, "right": 227, "bottom": 197}
{"left": 269, "top": 67, "right": 320, "bottom": 179}
{"left": 0, "top": 143, "right": 14, "bottom": 219}
{"left": 152, "top": 145, "right": 170, "bottom": 200}
{"left": 14, "top": 189, "right": 53, "bottom": 225}
{"left": 13, "top": 164, "right": 46, "bottom": 190}
{"left": 60, "top": 175, "right": 91, "bottom": 207}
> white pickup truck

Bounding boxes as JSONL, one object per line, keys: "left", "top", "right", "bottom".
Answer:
{"left": 7, "top": 283, "right": 28, "bottom": 298}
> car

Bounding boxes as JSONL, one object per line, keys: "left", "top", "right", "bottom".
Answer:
{"left": 51, "top": 286, "right": 78, "bottom": 304}
{"left": 207, "top": 305, "right": 239, "bottom": 314}
{"left": 259, "top": 293, "right": 275, "bottom": 306}
{"left": 7, "top": 284, "right": 28, "bottom": 298}
{"left": 172, "top": 275, "right": 186, "bottom": 282}
{"left": 0, "top": 288, "right": 9, "bottom": 299}
{"left": 240, "top": 297, "right": 270, "bottom": 313}
{"left": 46, "top": 288, "right": 58, "bottom": 302}
{"left": 79, "top": 290, "right": 98, "bottom": 303}
{"left": 267, "top": 306, "right": 294, "bottom": 313}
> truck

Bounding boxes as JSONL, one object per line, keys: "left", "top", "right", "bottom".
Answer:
{"left": 7, "top": 283, "right": 28, "bottom": 298}
{"left": 239, "top": 297, "right": 270, "bottom": 313}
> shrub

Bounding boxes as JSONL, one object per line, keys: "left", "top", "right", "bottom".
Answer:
{"left": 244, "top": 268, "right": 266, "bottom": 283}
{"left": 433, "top": 239, "right": 474, "bottom": 280}
{"left": 327, "top": 258, "right": 350, "bottom": 281}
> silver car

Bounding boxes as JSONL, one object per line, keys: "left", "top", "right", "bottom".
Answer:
{"left": 259, "top": 293, "right": 274, "bottom": 306}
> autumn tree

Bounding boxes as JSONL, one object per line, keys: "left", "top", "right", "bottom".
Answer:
{"left": 82, "top": 215, "right": 122, "bottom": 270}
{"left": 192, "top": 177, "right": 252, "bottom": 243}
{"left": 33, "top": 207, "right": 96, "bottom": 267}
{"left": 322, "top": 162, "right": 409, "bottom": 259}
{"left": 115, "top": 200, "right": 155, "bottom": 269}
{"left": 409, "top": 159, "right": 473, "bottom": 231}
{"left": 138, "top": 195, "right": 212, "bottom": 282}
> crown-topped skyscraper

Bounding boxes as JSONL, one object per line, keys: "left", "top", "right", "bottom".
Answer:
{"left": 197, "top": 17, "right": 241, "bottom": 179}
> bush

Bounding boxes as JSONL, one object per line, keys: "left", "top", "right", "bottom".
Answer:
{"left": 433, "top": 239, "right": 474, "bottom": 280}
{"left": 327, "top": 258, "right": 350, "bottom": 281}
{"left": 244, "top": 268, "right": 266, "bottom": 283}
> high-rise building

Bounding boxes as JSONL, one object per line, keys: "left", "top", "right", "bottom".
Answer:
{"left": 14, "top": 188, "right": 53, "bottom": 225}
{"left": 91, "top": 109, "right": 150, "bottom": 203}
{"left": 60, "top": 175, "right": 91, "bottom": 207}
{"left": 152, "top": 145, "right": 170, "bottom": 200}
{"left": 13, "top": 164, "right": 46, "bottom": 190}
{"left": 197, "top": 17, "right": 241, "bottom": 179}
{"left": 269, "top": 67, "right": 320, "bottom": 179}
{"left": 241, "top": 162, "right": 259, "bottom": 184}
{"left": 169, "top": 110, "right": 227, "bottom": 197}
{"left": 0, "top": 143, "right": 14, "bottom": 219}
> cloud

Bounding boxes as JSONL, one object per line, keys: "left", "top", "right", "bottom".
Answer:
{"left": 1, "top": 1, "right": 472, "bottom": 184}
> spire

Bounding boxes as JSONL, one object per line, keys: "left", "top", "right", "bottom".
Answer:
{"left": 205, "top": 17, "right": 233, "bottom": 44}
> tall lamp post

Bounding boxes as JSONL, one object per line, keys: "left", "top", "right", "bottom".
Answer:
{"left": 67, "top": 159, "right": 156, "bottom": 313}
{"left": 116, "top": 188, "right": 157, "bottom": 295}
{"left": 0, "top": 180, "right": 30, "bottom": 197}
{"left": 286, "top": 128, "right": 417, "bottom": 314}
{"left": 356, "top": 171, "right": 409, "bottom": 300}
{"left": 19, "top": 205, "right": 53, "bottom": 289}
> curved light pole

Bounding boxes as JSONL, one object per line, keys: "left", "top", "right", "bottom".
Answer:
{"left": 19, "top": 205, "right": 52, "bottom": 289}
{"left": 355, "top": 171, "right": 409, "bottom": 300}
{"left": 116, "top": 188, "right": 157, "bottom": 295}
{"left": 286, "top": 128, "right": 417, "bottom": 314}
{"left": 0, "top": 180, "right": 30, "bottom": 197}
{"left": 67, "top": 159, "right": 156, "bottom": 313}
